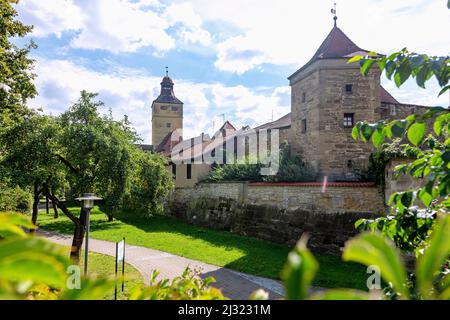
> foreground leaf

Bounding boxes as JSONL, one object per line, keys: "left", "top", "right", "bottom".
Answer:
{"left": 416, "top": 215, "right": 450, "bottom": 299}
{"left": 343, "top": 232, "right": 409, "bottom": 299}
{"left": 281, "top": 235, "right": 318, "bottom": 300}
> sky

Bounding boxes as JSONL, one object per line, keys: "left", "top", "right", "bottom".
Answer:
{"left": 14, "top": 0, "right": 450, "bottom": 144}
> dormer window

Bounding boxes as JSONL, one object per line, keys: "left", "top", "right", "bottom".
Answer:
{"left": 345, "top": 84, "right": 353, "bottom": 94}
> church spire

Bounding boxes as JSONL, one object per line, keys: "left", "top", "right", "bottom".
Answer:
{"left": 153, "top": 68, "right": 183, "bottom": 104}
{"left": 331, "top": 3, "right": 337, "bottom": 27}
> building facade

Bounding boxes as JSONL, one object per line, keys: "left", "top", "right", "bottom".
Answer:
{"left": 147, "top": 23, "right": 428, "bottom": 187}
{"left": 287, "top": 25, "right": 426, "bottom": 181}
{"left": 151, "top": 74, "right": 183, "bottom": 148}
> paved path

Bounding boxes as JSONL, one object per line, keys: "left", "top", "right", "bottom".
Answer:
{"left": 38, "top": 230, "right": 285, "bottom": 300}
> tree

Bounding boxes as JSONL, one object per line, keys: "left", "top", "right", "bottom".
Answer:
{"left": 0, "top": 114, "right": 63, "bottom": 228}
{"left": 126, "top": 149, "right": 173, "bottom": 215}
{"left": 351, "top": 48, "right": 449, "bottom": 254}
{"left": 40, "top": 91, "right": 173, "bottom": 262}
{"left": 0, "top": 0, "right": 37, "bottom": 122}
{"left": 0, "top": 0, "right": 40, "bottom": 225}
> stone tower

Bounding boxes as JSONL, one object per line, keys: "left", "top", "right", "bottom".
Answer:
{"left": 151, "top": 71, "right": 183, "bottom": 148}
{"left": 288, "top": 25, "right": 380, "bottom": 181}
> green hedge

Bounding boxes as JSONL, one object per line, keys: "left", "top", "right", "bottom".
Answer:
{"left": 0, "top": 183, "right": 33, "bottom": 213}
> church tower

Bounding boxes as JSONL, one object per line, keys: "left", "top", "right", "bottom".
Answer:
{"left": 151, "top": 69, "right": 183, "bottom": 148}
{"left": 288, "top": 17, "right": 380, "bottom": 181}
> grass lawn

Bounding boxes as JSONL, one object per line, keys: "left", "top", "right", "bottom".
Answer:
{"left": 38, "top": 206, "right": 368, "bottom": 290}
{"left": 80, "top": 251, "right": 143, "bottom": 300}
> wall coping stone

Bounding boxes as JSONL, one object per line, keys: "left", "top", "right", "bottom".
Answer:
{"left": 248, "top": 182, "right": 377, "bottom": 188}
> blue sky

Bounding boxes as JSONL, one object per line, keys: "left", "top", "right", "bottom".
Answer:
{"left": 15, "top": 0, "right": 450, "bottom": 143}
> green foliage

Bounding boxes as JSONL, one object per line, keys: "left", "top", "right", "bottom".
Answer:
{"left": 281, "top": 235, "right": 318, "bottom": 300}
{"left": 0, "top": 213, "right": 114, "bottom": 300}
{"left": 0, "top": 0, "right": 37, "bottom": 122}
{"left": 125, "top": 150, "right": 173, "bottom": 216}
{"left": 0, "top": 213, "right": 226, "bottom": 300}
{"left": 130, "top": 268, "right": 226, "bottom": 300}
{"left": 351, "top": 43, "right": 450, "bottom": 256}
{"left": 202, "top": 144, "right": 315, "bottom": 182}
{"left": 282, "top": 215, "right": 450, "bottom": 300}
{"left": 350, "top": 49, "right": 449, "bottom": 96}
{"left": 343, "top": 232, "right": 409, "bottom": 299}
{"left": 202, "top": 161, "right": 263, "bottom": 182}
{"left": 0, "top": 182, "right": 32, "bottom": 213}
{"left": 264, "top": 144, "right": 316, "bottom": 182}
{"left": 55, "top": 91, "right": 173, "bottom": 218}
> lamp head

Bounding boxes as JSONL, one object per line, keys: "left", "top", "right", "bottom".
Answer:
{"left": 75, "top": 193, "right": 102, "bottom": 209}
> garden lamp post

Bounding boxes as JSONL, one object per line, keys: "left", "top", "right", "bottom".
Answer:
{"left": 75, "top": 193, "right": 102, "bottom": 275}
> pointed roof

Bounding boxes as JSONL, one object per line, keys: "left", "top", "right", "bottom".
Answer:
{"left": 380, "top": 86, "right": 400, "bottom": 104}
{"left": 254, "top": 113, "right": 291, "bottom": 130}
{"left": 288, "top": 26, "right": 368, "bottom": 80}
{"left": 153, "top": 75, "right": 183, "bottom": 104}
{"left": 217, "top": 121, "right": 236, "bottom": 137}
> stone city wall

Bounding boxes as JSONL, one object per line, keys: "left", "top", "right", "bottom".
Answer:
{"left": 166, "top": 182, "right": 385, "bottom": 255}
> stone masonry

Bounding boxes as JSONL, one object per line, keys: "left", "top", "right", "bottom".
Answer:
{"left": 167, "top": 182, "right": 385, "bottom": 255}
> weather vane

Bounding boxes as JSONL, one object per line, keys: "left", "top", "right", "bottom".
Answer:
{"left": 165, "top": 66, "right": 168, "bottom": 77}
{"left": 331, "top": 3, "right": 337, "bottom": 27}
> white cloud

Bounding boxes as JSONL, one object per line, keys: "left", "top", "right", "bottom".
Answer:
{"left": 70, "top": 0, "right": 174, "bottom": 53}
{"left": 180, "top": 0, "right": 450, "bottom": 73}
{"left": 17, "top": 0, "right": 212, "bottom": 54}
{"left": 16, "top": 0, "right": 84, "bottom": 38}
{"left": 165, "top": 2, "right": 211, "bottom": 46}
{"left": 30, "top": 58, "right": 288, "bottom": 143}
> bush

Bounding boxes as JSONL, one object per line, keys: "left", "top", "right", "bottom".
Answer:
{"left": 0, "top": 182, "right": 32, "bottom": 213}
{"left": 202, "top": 143, "right": 316, "bottom": 183}
{"left": 264, "top": 144, "right": 316, "bottom": 182}
{"left": 202, "top": 161, "right": 263, "bottom": 182}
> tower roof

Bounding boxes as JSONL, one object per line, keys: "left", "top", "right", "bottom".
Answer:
{"left": 153, "top": 73, "right": 183, "bottom": 104}
{"left": 288, "top": 26, "right": 368, "bottom": 80}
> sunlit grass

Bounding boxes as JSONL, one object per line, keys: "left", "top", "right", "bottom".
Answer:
{"left": 38, "top": 206, "right": 368, "bottom": 290}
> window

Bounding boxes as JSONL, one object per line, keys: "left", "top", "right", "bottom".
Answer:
{"left": 343, "top": 113, "right": 354, "bottom": 128}
{"left": 302, "top": 92, "right": 306, "bottom": 103}
{"left": 171, "top": 106, "right": 178, "bottom": 111}
{"left": 390, "top": 105, "right": 396, "bottom": 116}
{"left": 161, "top": 105, "right": 168, "bottom": 110}
{"left": 345, "top": 84, "right": 353, "bottom": 93}
{"left": 301, "top": 119, "right": 307, "bottom": 133}
{"left": 186, "top": 164, "right": 192, "bottom": 179}
{"left": 172, "top": 164, "right": 176, "bottom": 177}
{"left": 166, "top": 123, "right": 171, "bottom": 128}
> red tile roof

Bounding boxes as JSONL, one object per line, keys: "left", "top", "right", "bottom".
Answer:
{"left": 289, "top": 26, "right": 368, "bottom": 80}
{"left": 380, "top": 86, "right": 400, "bottom": 104}
{"left": 254, "top": 113, "right": 291, "bottom": 130}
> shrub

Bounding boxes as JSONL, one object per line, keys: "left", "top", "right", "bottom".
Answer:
{"left": 202, "top": 144, "right": 316, "bottom": 183}
{"left": 0, "top": 182, "right": 32, "bottom": 213}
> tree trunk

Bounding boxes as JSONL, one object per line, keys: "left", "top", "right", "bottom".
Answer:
{"left": 51, "top": 190, "right": 59, "bottom": 219}
{"left": 46, "top": 196, "right": 49, "bottom": 215}
{"left": 44, "top": 189, "right": 84, "bottom": 263}
{"left": 70, "top": 219, "right": 85, "bottom": 264}
{"left": 107, "top": 211, "right": 113, "bottom": 222}
{"left": 30, "top": 182, "right": 40, "bottom": 232}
